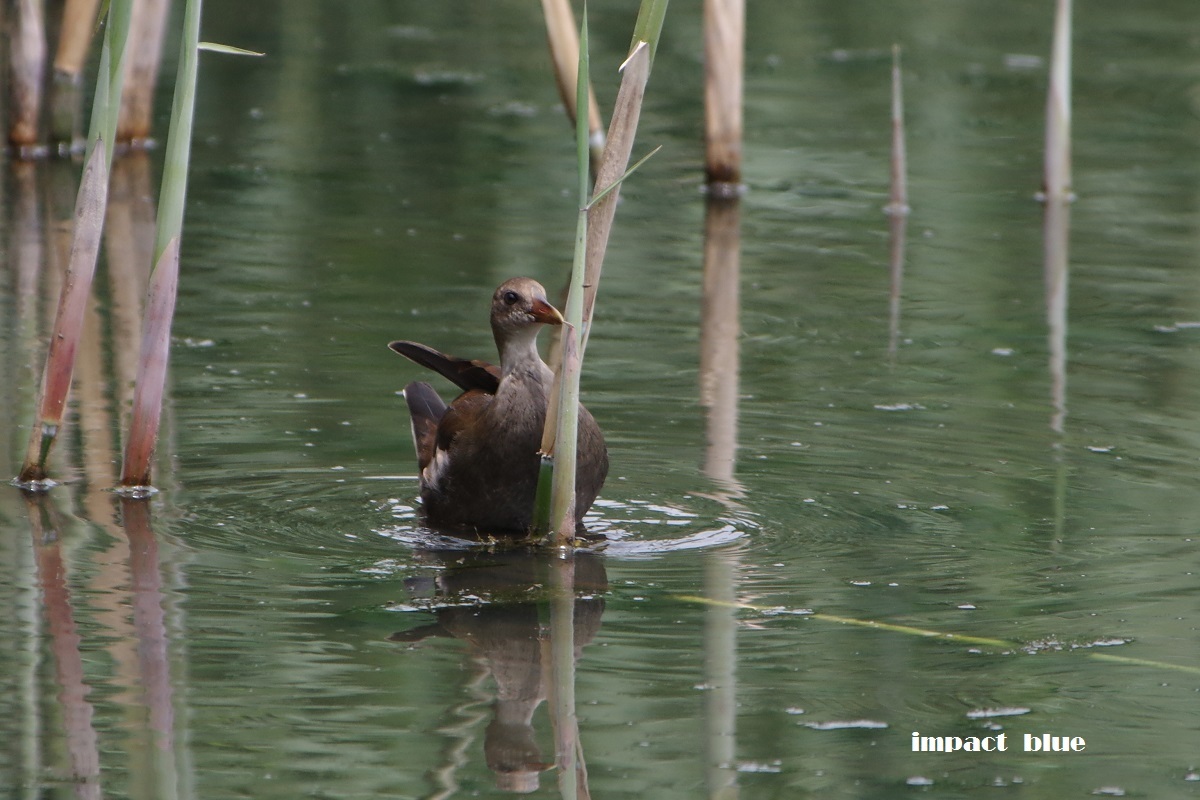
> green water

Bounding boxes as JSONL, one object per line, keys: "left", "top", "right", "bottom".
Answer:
{"left": 3, "top": 1, "right": 1200, "bottom": 797}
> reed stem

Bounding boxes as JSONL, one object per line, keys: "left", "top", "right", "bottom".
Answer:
{"left": 536, "top": 0, "right": 666, "bottom": 539}
{"left": 118, "top": 0, "right": 171, "bottom": 145}
{"left": 17, "top": 145, "right": 109, "bottom": 485}
{"left": 50, "top": 0, "right": 102, "bottom": 149}
{"left": 9, "top": 0, "right": 48, "bottom": 152}
{"left": 540, "top": 0, "right": 606, "bottom": 171}
{"left": 120, "top": 238, "right": 179, "bottom": 489}
{"left": 887, "top": 45, "right": 909, "bottom": 215}
{"left": 703, "top": 0, "right": 743, "bottom": 193}
{"left": 1043, "top": 0, "right": 1072, "bottom": 201}
{"left": 120, "top": 0, "right": 205, "bottom": 490}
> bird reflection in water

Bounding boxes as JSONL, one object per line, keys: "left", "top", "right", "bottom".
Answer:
{"left": 389, "top": 547, "right": 606, "bottom": 794}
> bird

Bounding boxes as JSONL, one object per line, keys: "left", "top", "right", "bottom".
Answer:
{"left": 389, "top": 277, "right": 608, "bottom": 534}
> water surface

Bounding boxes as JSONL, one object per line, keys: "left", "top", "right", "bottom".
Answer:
{"left": 3, "top": 1, "right": 1200, "bottom": 798}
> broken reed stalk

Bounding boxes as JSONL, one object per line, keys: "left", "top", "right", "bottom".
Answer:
{"left": 9, "top": 0, "right": 48, "bottom": 152}
{"left": 703, "top": 0, "right": 743, "bottom": 195}
{"left": 540, "top": 0, "right": 606, "bottom": 171}
{"left": 50, "top": 0, "right": 102, "bottom": 149}
{"left": 118, "top": 0, "right": 172, "bottom": 144}
{"left": 535, "top": 0, "right": 667, "bottom": 541}
{"left": 16, "top": 0, "right": 134, "bottom": 486}
{"left": 1043, "top": 0, "right": 1072, "bottom": 201}
{"left": 120, "top": 0, "right": 207, "bottom": 491}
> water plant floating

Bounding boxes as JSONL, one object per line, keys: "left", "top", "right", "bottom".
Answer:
{"left": 389, "top": 278, "right": 608, "bottom": 535}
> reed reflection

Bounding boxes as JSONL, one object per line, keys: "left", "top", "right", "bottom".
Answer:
{"left": 15, "top": 491, "right": 189, "bottom": 800}
{"left": 1043, "top": 196, "right": 1071, "bottom": 541}
{"left": 1044, "top": 197, "right": 1070, "bottom": 436}
{"left": 886, "top": 209, "right": 908, "bottom": 360}
{"left": 120, "top": 498, "right": 184, "bottom": 800}
{"left": 699, "top": 193, "right": 743, "bottom": 798}
{"left": 700, "top": 196, "right": 744, "bottom": 500}
{"left": 390, "top": 548, "right": 606, "bottom": 795}
{"left": 24, "top": 492, "right": 103, "bottom": 800}
{"left": 8, "top": 154, "right": 186, "bottom": 798}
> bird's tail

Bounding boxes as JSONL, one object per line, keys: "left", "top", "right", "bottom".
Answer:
{"left": 402, "top": 381, "right": 446, "bottom": 473}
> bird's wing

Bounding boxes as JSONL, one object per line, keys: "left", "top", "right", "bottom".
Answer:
{"left": 424, "top": 389, "right": 491, "bottom": 492}
{"left": 389, "top": 340, "right": 501, "bottom": 394}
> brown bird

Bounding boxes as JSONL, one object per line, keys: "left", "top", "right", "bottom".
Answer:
{"left": 389, "top": 277, "right": 608, "bottom": 534}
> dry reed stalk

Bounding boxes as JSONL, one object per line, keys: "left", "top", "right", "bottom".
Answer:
{"left": 703, "top": 0, "right": 743, "bottom": 194}
{"left": 120, "top": 237, "right": 179, "bottom": 490}
{"left": 53, "top": 0, "right": 101, "bottom": 75}
{"left": 50, "top": 0, "right": 102, "bottom": 149}
{"left": 10, "top": 0, "right": 48, "bottom": 152}
{"left": 18, "top": 146, "right": 109, "bottom": 486}
{"left": 1043, "top": 0, "right": 1072, "bottom": 201}
{"left": 887, "top": 45, "right": 909, "bottom": 215}
{"left": 541, "top": 0, "right": 606, "bottom": 170}
{"left": 118, "top": 0, "right": 171, "bottom": 144}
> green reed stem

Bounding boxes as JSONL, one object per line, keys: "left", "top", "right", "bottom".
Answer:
{"left": 535, "top": 0, "right": 665, "bottom": 540}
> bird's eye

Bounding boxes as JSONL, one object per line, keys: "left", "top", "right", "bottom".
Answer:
{"left": 502, "top": 290, "right": 520, "bottom": 306}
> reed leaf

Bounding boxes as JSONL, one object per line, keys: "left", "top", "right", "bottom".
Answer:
{"left": 678, "top": 595, "right": 1200, "bottom": 676}
{"left": 629, "top": 0, "right": 669, "bottom": 68}
{"left": 154, "top": 0, "right": 203, "bottom": 264}
{"left": 86, "top": 0, "right": 133, "bottom": 167}
{"left": 197, "top": 41, "right": 264, "bottom": 57}
{"left": 586, "top": 144, "right": 662, "bottom": 209}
